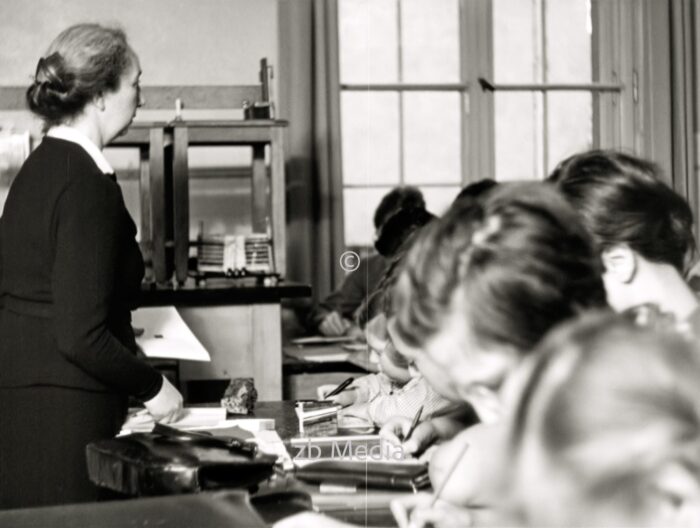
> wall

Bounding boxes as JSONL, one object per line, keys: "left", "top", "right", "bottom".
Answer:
{"left": 0, "top": 0, "right": 277, "bottom": 86}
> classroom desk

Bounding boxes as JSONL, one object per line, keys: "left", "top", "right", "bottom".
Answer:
{"left": 81, "top": 402, "right": 408, "bottom": 527}
{"left": 139, "top": 281, "right": 312, "bottom": 401}
{"left": 246, "top": 401, "right": 413, "bottom": 527}
{"left": 283, "top": 343, "right": 379, "bottom": 400}
{"left": 283, "top": 343, "right": 379, "bottom": 374}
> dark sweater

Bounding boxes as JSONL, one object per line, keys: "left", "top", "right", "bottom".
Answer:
{"left": 0, "top": 137, "right": 161, "bottom": 400}
{"left": 307, "top": 253, "right": 388, "bottom": 330}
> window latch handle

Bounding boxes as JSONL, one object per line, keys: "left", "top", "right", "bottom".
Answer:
{"left": 478, "top": 77, "right": 496, "bottom": 91}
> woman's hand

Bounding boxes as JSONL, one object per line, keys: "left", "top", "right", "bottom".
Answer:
{"left": 143, "top": 375, "right": 184, "bottom": 423}
{"left": 380, "top": 416, "right": 438, "bottom": 456}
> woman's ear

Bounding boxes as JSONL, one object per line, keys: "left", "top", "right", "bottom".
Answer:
{"left": 601, "top": 245, "right": 637, "bottom": 284}
{"left": 93, "top": 92, "right": 106, "bottom": 112}
{"left": 650, "top": 461, "right": 700, "bottom": 528}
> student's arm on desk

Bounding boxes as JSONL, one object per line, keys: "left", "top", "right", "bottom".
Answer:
{"left": 274, "top": 511, "right": 377, "bottom": 528}
{"left": 389, "top": 425, "right": 504, "bottom": 528}
{"left": 391, "top": 494, "right": 474, "bottom": 528}
{"left": 308, "top": 258, "right": 377, "bottom": 334}
{"left": 429, "top": 423, "right": 506, "bottom": 507}
{"left": 380, "top": 405, "right": 476, "bottom": 455}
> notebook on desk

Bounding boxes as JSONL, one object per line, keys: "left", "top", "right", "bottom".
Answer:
{"left": 290, "top": 335, "right": 357, "bottom": 346}
{"left": 288, "top": 434, "right": 421, "bottom": 464}
{"left": 294, "top": 459, "right": 430, "bottom": 492}
{"left": 289, "top": 432, "right": 429, "bottom": 491}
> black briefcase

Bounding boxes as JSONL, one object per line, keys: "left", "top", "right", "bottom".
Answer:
{"left": 86, "top": 426, "right": 277, "bottom": 496}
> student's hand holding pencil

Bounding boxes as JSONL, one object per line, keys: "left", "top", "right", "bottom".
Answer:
{"left": 380, "top": 415, "right": 438, "bottom": 456}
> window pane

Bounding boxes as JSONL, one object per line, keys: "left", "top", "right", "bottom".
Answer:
{"left": 420, "top": 186, "right": 461, "bottom": 216}
{"left": 546, "top": 92, "right": 592, "bottom": 172}
{"left": 403, "top": 92, "right": 462, "bottom": 185}
{"left": 341, "top": 92, "right": 401, "bottom": 185}
{"left": 339, "top": 0, "right": 398, "bottom": 84}
{"left": 494, "top": 92, "right": 545, "bottom": 181}
{"left": 401, "top": 0, "right": 460, "bottom": 83}
{"left": 546, "top": 0, "right": 592, "bottom": 82}
{"left": 343, "top": 187, "right": 394, "bottom": 247}
{"left": 493, "top": 0, "right": 539, "bottom": 83}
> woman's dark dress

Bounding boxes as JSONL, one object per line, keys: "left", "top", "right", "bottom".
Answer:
{"left": 0, "top": 137, "right": 162, "bottom": 508}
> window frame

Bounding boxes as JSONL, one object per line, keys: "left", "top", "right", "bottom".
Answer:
{"left": 332, "top": 0, "right": 674, "bottom": 248}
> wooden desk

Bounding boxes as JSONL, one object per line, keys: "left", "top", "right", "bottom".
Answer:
{"left": 284, "top": 343, "right": 379, "bottom": 374}
{"left": 139, "top": 281, "right": 311, "bottom": 401}
{"left": 111, "top": 121, "right": 298, "bottom": 400}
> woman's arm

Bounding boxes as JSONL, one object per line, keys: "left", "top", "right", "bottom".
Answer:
{"left": 51, "top": 175, "right": 162, "bottom": 400}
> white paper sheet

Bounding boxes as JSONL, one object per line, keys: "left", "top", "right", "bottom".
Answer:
{"left": 132, "top": 306, "right": 210, "bottom": 362}
{"left": 305, "top": 353, "right": 351, "bottom": 363}
{"left": 120, "top": 407, "right": 227, "bottom": 434}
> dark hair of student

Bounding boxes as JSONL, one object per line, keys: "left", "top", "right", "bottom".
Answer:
{"left": 374, "top": 205, "right": 435, "bottom": 258}
{"left": 357, "top": 214, "right": 433, "bottom": 328}
{"left": 454, "top": 178, "right": 498, "bottom": 204}
{"left": 548, "top": 150, "right": 695, "bottom": 272}
{"left": 373, "top": 186, "right": 426, "bottom": 230}
{"left": 394, "top": 182, "right": 607, "bottom": 353}
{"left": 26, "top": 24, "right": 134, "bottom": 129}
{"left": 506, "top": 311, "right": 700, "bottom": 526}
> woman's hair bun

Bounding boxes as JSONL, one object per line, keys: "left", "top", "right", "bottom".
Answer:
{"left": 26, "top": 52, "right": 82, "bottom": 123}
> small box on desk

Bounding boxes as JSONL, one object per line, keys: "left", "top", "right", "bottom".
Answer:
{"left": 294, "top": 401, "right": 340, "bottom": 436}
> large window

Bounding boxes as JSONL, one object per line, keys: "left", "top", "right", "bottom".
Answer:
{"left": 336, "top": 0, "right": 641, "bottom": 248}
{"left": 492, "top": 0, "right": 596, "bottom": 180}
{"left": 338, "top": 0, "right": 463, "bottom": 246}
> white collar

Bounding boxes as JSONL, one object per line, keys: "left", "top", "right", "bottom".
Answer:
{"left": 46, "top": 125, "right": 114, "bottom": 175}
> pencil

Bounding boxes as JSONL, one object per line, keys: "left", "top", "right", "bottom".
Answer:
{"left": 403, "top": 405, "right": 424, "bottom": 442}
{"left": 324, "top": 377, "right": 354, "bottom": 398}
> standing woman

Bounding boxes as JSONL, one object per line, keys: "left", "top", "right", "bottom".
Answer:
{"left": 0, "top": 24, "right": 183, "bottom": 509}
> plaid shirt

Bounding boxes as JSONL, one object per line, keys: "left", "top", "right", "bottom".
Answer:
{"left": 341, "top": 372, "right": 452, "bottom": 427}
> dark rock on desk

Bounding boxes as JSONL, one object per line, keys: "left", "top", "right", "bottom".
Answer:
{"left": 221, "top": 377, "right": 258, "bottom": 414}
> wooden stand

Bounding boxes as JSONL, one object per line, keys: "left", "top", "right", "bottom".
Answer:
{"left": 111, "top": 119, "right": 288, "bottom": 285}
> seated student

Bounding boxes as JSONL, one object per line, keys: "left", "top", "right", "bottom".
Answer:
{"left": 504, "top": 312, "right": 700, "bottom": 528}
{"left": 329, "top": 312, "right": 451, "bottom": 427}
{"left": 329, "top": 220, "right": 449, "bottom": 427}
{"left": 380, "top": 182, "right": 607, "bottom": 519}
{"left": 548, "top": 150, "right": 699, "bottom": 326}
{"left": 308, "top": 186, "right": 426, "bottom": 337}
{"left": 354, "top": 178, "right": 494, "bottom": 330}
{"left": 355, "top": 205, "right": 435, "bottom": 328}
